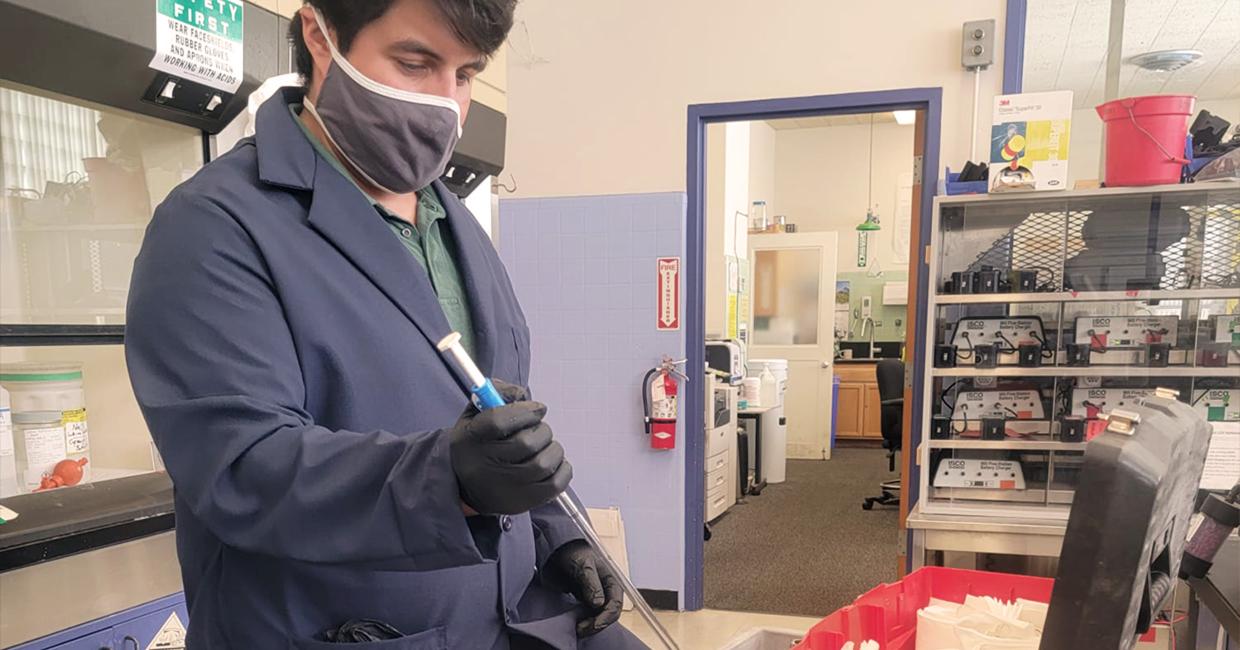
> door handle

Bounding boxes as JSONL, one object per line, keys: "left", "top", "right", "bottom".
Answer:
{"left": 821, "top": 361, "right": 831, "bottom": 369}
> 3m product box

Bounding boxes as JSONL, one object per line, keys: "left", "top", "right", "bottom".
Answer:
{"left": 990, "top": 91, "right": 1073, "bottom": 192}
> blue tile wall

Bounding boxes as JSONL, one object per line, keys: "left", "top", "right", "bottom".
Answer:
{"left": 499, "top": 193, "right": 687, "bottom": 596}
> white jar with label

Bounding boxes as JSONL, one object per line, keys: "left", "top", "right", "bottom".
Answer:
{"left": 12, "top": 411, "right": 67, "bottom": 492}
{"left": 0, "top": 363, "right": 90, "bottom": 485}
{"left": 0, "top": 386, "right": 18, "bottom": 497}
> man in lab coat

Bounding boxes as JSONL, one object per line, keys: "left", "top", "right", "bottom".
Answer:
{"left": 125, "top": 1, "right": 647, "bottom": 648}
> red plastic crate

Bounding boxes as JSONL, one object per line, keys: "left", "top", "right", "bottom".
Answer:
{"left": 793, "top": 567, "right": 1055, "bottom": 650}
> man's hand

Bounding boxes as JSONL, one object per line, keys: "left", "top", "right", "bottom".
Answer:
{"left": 542, "top": 540, "right": 624, "bottom": 638}
{"left": 448, "top": 380, "right": 572, "bottom": 515}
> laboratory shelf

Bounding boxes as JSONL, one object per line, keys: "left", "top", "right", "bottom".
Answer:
{"left": 8, "top": 222, "right": 148, "bottom": 233}
{"left": 926, "top": 439, "right": 1088, "bottom": 451}
{"left": 931, "top": 366, "right": 1237, "bottom": 378}
{"left": 0, "top": 324, "right": 126, "bottom": 346}
{"left": 934, "top": 288, "right": 1240, "bottom": 305}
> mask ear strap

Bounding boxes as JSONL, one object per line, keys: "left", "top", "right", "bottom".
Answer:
{"left": 310, "top": 7, "right": 345, "bottom": 59}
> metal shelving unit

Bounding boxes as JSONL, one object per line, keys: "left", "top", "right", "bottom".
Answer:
{"left": 932, "top": 366, "right": 1237, "bottom": 378}
{"left": 919, "top": 184, "right": 1240, "bottom": 522}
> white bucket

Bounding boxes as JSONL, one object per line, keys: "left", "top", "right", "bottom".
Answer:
{"left": 0, "top": 363, "right": 90, "bottom": 485}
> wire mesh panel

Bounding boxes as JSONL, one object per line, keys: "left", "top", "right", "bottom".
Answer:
{"left": 964, "top": 211, "right": 1086, "bottom": 292}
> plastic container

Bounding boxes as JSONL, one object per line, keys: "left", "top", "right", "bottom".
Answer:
{"left": 0, "top": 363, "right": 90, "bottom": 484}
{"left": 741, "top": 378, "right": 762, "bottom": 406}
{"left": 750, "top": 200, "right": 768, "bottom": 232}
{"left": 747, "top": 359, "right": 788, "bottom": 407}
{"left": 758, "top": 364, "right": 778, "bottom": 409}
{"left": 1095, "top": 95, "right": 1195, "bottom": 187}
{"left": 720, "top": 628, "right": 805, "bottom": 649}
{"left": 793, "top": 567, "right": 1054, "bottom": 650}
{"left": 944, "top": 167, "right": 988, "bottom": 195}
{"left": 12, "top": 411, "right": 67, "bottom": 492}
{"left": 0, "top": 386, "right": 17, "bottom": 497}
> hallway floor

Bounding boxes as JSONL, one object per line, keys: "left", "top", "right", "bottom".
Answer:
{"left": 703, "top": 450, "right": 900, "bottom": 618}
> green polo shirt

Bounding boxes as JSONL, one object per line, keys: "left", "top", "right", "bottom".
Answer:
{"left": 290, "top": 104, "right": 476, "bottom": 357}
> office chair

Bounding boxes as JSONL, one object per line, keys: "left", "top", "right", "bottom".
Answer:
{"left": 862, "top": 359, "right": 903, "bottom": 510}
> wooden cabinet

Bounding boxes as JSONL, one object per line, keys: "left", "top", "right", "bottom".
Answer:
{"left": 863, "top": 384, "right": 883, "bottom": 438}
{"left": 836, "top": 383, "right": 864, "bottom": 438}
{"left": 834, "top": 363, "right": 883, "bottom": 440}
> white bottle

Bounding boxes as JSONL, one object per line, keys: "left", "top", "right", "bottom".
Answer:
{"left": 758, "top": 364, "right": 778, "bottom": 408}
{"left": 0, "top": 387, "right": 17, "bottom": 497}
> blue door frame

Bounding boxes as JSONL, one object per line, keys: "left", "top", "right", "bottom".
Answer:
{"left": 683, "top": 87, "right": 943, "bottom": 610}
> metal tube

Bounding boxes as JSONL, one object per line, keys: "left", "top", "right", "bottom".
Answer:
{"left": 436, "top": 334, "right": 680, "bottom": 649}
{"left": 554, "top": 493, "right": 680, "bottom": 650}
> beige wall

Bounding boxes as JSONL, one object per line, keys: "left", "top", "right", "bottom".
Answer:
{"left": 773, "top": 121, "right": 914, "bottom": 273}
{"left": 505, "top": 0, "right": 1009, "bottom": 198}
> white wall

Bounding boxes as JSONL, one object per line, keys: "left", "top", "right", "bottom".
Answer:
{"left": 773, "top": 121, "right": 915, "bottom": 273}
{"left": 748, "top": 122, "right": 777, "bottom": 211}
{"left": 504, "top": 0, "right": 1009, "bottom": 198}
{"left": 703, "top": 121, "right": 776, "bottom": 337}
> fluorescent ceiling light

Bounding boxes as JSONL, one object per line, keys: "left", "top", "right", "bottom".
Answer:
{"left": 892, "top": 110, "right": 916, "bottom": 125}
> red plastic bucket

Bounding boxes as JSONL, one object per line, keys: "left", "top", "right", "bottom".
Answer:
{"left": 1096, "top": 95, "right": 1195, "bottom": 187}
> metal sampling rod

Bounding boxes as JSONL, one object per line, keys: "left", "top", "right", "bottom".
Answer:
{"left": 436, "top": 333, "right": 680, "bottom": 650}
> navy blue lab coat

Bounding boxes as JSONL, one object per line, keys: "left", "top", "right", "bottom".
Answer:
{"left": 126, "top": 88, "right": 647, "bottom": 650}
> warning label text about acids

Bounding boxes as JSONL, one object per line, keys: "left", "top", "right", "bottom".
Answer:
{"left": 149, "top": 0, "right": 244, "bottom": 93}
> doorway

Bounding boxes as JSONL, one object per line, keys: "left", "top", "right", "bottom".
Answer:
{"left": 684, "top": 89, "right": 942, "bottom": 612}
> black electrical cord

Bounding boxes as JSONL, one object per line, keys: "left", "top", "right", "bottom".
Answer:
{"left": 995, "top": 331, "right": 1018, "bottom": 353}
{"left": 939, "top": 379, "right": 962, "bottom": 416}
{"left": 1191, "top": 389, "right": 1210, "bottom": 407}
{"left": 1030, "top": 330, "right": 1056, "bottom": 360}
{"left": 957, "top": 331, "right": 975, "bottom": 360}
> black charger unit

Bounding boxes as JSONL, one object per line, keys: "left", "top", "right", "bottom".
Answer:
{"left": 931, "top": 415, "right": 953, "bottom": 440}
{"left": 1065, "top": 343, "right": 1091, "bottom": 367}
{"left": 1060, "top": 416, "right": 1086, "bottom": 443}
{"left": 982, "top": 418, "right": 1006, "bottom": 440}
{"left": 973, "top": 343, "right": 998, "bottom": 368}
{"left": 974, "top": 269, "right": 1001, "bottom": 293}
{"left": 935, "top": 344, "right": 958, "bottom": 368}
{"left": 1018, "top": 343, "right": 1042, "bottom": 367}
{"left": 1200, "top": 342, "right": 1230, "bottom": 367}
{"left": 1145, "top": 343, "right": 1171, "bottom": 368}
{"left": 1010, "top": 269, "right": 1039, "bottom": 292}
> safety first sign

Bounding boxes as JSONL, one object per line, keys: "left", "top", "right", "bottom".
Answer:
{"left": 656, "top": 258, "right": 681, "bottom": 331}
{"left": 150, "top": 0, "right": 244, "bottom": 93}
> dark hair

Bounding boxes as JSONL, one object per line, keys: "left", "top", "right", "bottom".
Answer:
{"left": 289, "top": 0, "right": 516, "bottom": 80}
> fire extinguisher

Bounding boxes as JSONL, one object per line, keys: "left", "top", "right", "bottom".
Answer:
{"left": 642, "top": 368, "right": 679, "bottom": 450}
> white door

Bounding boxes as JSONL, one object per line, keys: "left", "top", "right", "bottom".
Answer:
{"left": 748, "top": 232, "right": 839, "bottom": 460}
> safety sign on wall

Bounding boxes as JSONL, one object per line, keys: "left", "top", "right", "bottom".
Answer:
{"left": 657, "top": 257, "right": 681, "bottom": 331}
{"left": 150, "top": 0, "right": 244, "bottom": 93}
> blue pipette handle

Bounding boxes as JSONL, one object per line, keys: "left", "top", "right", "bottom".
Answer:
{"left": 472, "top": 379, "right": 506, "bottom": 410}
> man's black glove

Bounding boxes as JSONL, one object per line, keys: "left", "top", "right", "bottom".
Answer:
{"left": 542, "top": 540, "right": 624, "bottom": 638}
{"left": 449, "top": 380, "right": 572, "bottom": 515}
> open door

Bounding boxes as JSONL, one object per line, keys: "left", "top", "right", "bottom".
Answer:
{"left": 748, "top": 232, "right": 839, "bottom": 460}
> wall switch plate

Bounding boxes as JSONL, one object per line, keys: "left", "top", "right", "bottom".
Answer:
{"left": 861, "top": 296, "right": 873, "bottom": 319}
{"left": 961, "top": 19, "right": 996, "bottom": 70}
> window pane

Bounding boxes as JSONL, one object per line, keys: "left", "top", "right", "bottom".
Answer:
{"left": 752, "top": 248, "right": 820, "bottom": 345}
{"left": 1, "top": 82, "right": 203, "bottom": 324}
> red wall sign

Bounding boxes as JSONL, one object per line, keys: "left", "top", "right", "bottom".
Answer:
{"left": 657, "top": 257, "right": 681, "bottom": 331}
